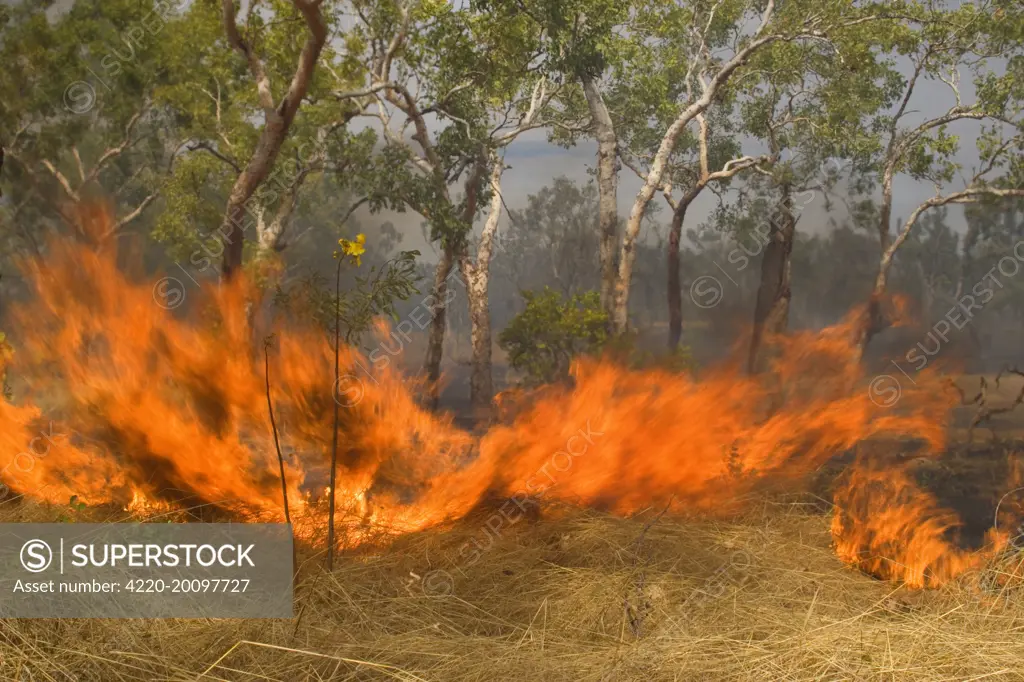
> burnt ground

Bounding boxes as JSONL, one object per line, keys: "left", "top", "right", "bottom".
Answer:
{"left": 808, "top": 438, "right": 1024, "bottom": 551}
{"left": 807, "top": 374, "right": 1024, "bottom": 552}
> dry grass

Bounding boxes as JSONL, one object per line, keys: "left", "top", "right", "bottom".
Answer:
{"left": 2, "top": 499, "right": 1024, "bottom": 681}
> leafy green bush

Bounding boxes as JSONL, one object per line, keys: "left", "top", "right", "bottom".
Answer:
{"left": 498, "top": 288, "right": 610, "bottom": 385}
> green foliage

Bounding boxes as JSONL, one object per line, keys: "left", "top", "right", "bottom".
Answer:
{"left": 472, "top": 0, "right": 632, "bottom": 81}
{"left": 498, "top": 288, "right": 695, "bottom": 384}
{"left": 152, "top": 152, "right": 232, "bottom": 262}
{"left": 274, "top": 250, "right": 422, "bottom": 345}
{"left": 499, "top": 288, "right": 609, "bottom": 385}
{"left": 56, "top": 495, "right": 88, "bottom": 523}
{"left": 149, "top": 0, "right": 358, "bottom": 261}
{"left": 341, "top": 0, "right": 576, "bottom": 256}
{"left": 0, "top": 0, "right": 176, "bottom": 249}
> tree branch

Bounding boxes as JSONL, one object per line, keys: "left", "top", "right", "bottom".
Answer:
{"left": 188, "top": 140, "right": 242, "bottom": 173}
{"left": 40, "top": 160, "right": 80, "bottom": 203}
{"left": 222, "top": 0, "right": 275, "bottom": 114}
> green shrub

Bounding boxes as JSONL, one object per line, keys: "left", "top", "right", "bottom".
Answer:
{"left": 498, "top": 288, "right": 610, "bottom": 385}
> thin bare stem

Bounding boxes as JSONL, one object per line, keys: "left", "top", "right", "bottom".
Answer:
{"left": 327, "top": 255, "right": 342, "bottom": 571}
{"left": 263, "top": 335, "right": 291, "bottom": 525}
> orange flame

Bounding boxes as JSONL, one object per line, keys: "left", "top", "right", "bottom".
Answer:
{"left": 0, "top": 204, "right": 1017, "bottom": 588}
{"left": 831, "top": 458, "right": 1020, "bottom": 588}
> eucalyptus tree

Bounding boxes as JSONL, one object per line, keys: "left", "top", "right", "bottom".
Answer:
{"left": 605, "top": 0, "right": 894, "bottom": 335}
{"left": 341, "top": 0, "right": 561, "bottom": 410}
{"left": 850, "top": 0, "right": 1024, "bottom": 352}
{"left": 472, "top": 0, "right": 638, "bottom": 320}
{"left": 153, "top": 0, "right": 384, "bottom": 285}
{"left": 736, "top": 12, "right": 898, "bottom": 372}
{"left": 213, "top": 0, "right": 332, "bottom": 280}
{"left": 154, "top": 0, "right": 341, "bottom": 280}
{"left": 0, "top": 0, "right": 179, "bottom": 249}
{"left": 563, "top": 1, "right": 632, "bottom": 317}
{"left": 612, "top": 0, "right": 772, "bottom": 350}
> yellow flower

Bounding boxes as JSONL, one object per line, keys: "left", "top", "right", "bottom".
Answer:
{"left": 337, "top": 233, "right": 366, "bottom": 267}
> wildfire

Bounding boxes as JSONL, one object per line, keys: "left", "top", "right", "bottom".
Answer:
{"left": 124, "top": 489, "right": 172, "bottom": 515}
{"left": 0, "top": 203, "right": 1019, "bottom": 589}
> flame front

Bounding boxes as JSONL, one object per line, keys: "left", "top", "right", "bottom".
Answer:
{"left": 0, "top": 204, "right": 1017, "bottom": 588}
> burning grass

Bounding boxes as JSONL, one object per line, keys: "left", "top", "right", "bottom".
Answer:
{"left": 0, "top": 205, "right": 964, "bottom": 531}
{"left": 3, "top": 204, "right": 1024, "bottom": 677}
{"left": 2, "top": 500, "right": 1024, "bottom": 681}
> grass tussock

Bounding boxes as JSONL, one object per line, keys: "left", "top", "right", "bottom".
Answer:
{"left": 2, "top": 499, "right": 1024, "bottom": 681}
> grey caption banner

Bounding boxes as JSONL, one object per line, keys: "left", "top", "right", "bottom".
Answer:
{"left": 0, "top": 523, "right": 293, "bottom": 618}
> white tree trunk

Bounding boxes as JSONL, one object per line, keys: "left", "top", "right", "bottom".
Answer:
{"left": 459, "top": 157, "right": 504, "bottom": 422}
{"left": 607, "top": 0, "right": 792, "bottom": 333}
{"left": 582, "top": 75, "right": 619, "bottom": 316}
